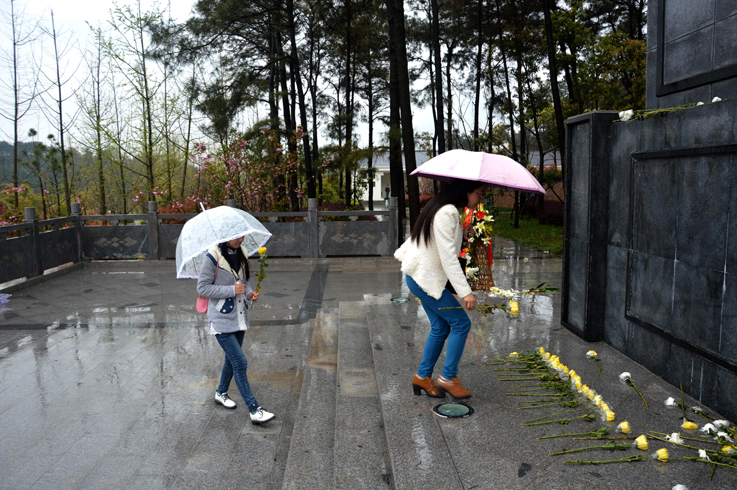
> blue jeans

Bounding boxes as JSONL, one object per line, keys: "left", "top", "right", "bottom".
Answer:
{"left": 406, "top": 275, "right": 472, "bottom": 379}
{"left": 215, "top": 331, "right": 259, "bottom": 413}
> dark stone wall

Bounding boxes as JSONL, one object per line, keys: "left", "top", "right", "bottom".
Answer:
{"left": 647, "top": 0, "right": 737, "bottom": 108}
{"left": 564, "top": 100, "right": 737, "bottom": 421}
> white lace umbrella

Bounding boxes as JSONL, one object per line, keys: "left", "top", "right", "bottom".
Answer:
{"left": 176, "top": 206, "right": 271, "bottom": 279}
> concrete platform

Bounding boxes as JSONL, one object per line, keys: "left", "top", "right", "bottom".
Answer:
{"left": 0, "top": 237, "right": 735, "bottom": 489}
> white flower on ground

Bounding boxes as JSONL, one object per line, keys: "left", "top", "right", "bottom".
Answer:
{"left": 672, "top": 485, "right": 690, "bottom": 490}
{"left": 619, "top": 372, "right": 631, "bottom": 381}
{"left": 701, "top": 423, "right": 716, "bottom": 433}
{"left": 664, "top": 397, "right": 677, "bottom": 407}
{"left": 717, "top": 431, "right": 735, "bottom": 443}
{"left": 714, "top": 420, "right": 730, "bottom": 429}
{"left": 699, "top": 449, "right": 710, "bottom": 461}
{"left": 712, "top": 97, "right": 722, "bottom": 102}
{"left": 666, "top": 433, "right": 684, "bottom": 444}
{"left": 586, "top": 350, "right": 597, "bottom": 358}
{"left": 697, "top": 101, "right": 704, "bottom": 105}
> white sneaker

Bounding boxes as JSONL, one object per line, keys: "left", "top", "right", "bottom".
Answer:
{"left": 214, "top": 392, "right": 236, "bottom": 409}
{"left": 250, "top": 407, "right": 275, "bottom": 425}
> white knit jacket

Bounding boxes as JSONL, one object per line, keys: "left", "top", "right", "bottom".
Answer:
{"left": 394, "top": 204, "right": 472, "bottom": 300}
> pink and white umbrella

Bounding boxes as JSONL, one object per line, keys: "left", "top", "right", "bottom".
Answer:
{"left": 410, "top": 149, "right": 546, "bottom": 195}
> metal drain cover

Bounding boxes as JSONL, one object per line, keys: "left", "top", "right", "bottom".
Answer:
{"left": 432, "top": 402, "right": 474, "bottom": 418}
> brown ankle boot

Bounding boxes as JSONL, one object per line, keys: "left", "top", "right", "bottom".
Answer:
{"left": 412, "top": 374, "right": 446, "bottom": 398}
{"left": 436, "top": 375, "right": 472, "bottom": 399}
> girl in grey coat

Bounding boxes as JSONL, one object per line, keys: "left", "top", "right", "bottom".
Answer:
{"left": 197, "top": 236, "right": 275, "bottom": 425}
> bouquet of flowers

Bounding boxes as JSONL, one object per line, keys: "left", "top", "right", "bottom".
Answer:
{"left": 460, "top": 204, "right": 495, "bottom": 289}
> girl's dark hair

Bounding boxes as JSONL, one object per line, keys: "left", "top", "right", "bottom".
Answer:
{"left": 410, "top": 179, "right": 485, "bottom": 246}
{"left": 218, "top": 242, "right": 250, "bottom": 280}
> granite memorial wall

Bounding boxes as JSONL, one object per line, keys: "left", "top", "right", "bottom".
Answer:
{"left": 563, "top": 0, "right": 737, "bottom": 420}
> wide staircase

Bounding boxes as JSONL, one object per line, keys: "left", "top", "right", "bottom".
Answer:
{"left": 280, "top": 295, "right": 463, "bottom": 490}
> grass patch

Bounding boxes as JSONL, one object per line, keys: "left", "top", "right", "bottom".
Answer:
{"left": 491, "top": 208, "right": 563, "bottom": 256}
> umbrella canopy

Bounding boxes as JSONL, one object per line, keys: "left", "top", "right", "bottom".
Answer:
{"left": 410, "top": 149, "right": 546, "bottom": 195}
{"left": 176, "top": 206, "right": 272, "bottom": 279}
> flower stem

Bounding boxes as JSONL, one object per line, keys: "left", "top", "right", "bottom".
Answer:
{"left": 528, "top": 409, "right": 591, "bottom": 424}
{"left": 647, "top": 434, "right": 717, "bottom": 452}
{"left": 627, "top": 379, "right": 649, "bottom": 409}
{"left": 526, "top": 414, "right": 595, "bottom": 426}
{"left": 550, "top": 442, "right": 630, "bottom": 456}
{"left": 594, "top": 358, "right": 604, "bottom": 378}
{"left": 564, "top": 455, "right": 644, "bottom": 464}
{"left": 518, "top": 400, "right": 579, "bottom": 410}
{"left": 680, "top": 457, "right": 737, "bottom": 470}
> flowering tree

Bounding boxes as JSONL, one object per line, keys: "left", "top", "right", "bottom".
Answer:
{"left": 192, "top": 127, "right": 307, "bottom": 212}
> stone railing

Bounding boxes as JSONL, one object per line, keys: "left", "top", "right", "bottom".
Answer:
{"left": 0, "top": 198, "right": 399, "bottom": 286}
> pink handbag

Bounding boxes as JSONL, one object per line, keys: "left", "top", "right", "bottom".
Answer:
{"left": 196, "top": 254, "right": 219, "bottom": 313}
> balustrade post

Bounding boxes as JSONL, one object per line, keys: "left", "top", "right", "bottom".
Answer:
{"left": 148, "top": 201, "right": 159, "bottom": 260}
{"left": 388, "top": 197, "right": 398, "bottom": 253}
{"left": 24, "top": 207, "right": 42, "bottom": 277}
{"left": 71, "top": 202, "right": 82, "bottom": 263}
{"left": 226, "top": 199, "right": 236, "bottom": 208}
{"left": 308, "top": 198, "right": 318, "bottom": 258}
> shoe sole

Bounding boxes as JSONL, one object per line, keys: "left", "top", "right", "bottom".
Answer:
{"left": 215, "top": 400, "right": 237, "bottom": 409}
{"left": 412, "top": 384, "right": 446, "bottom": 398}
{"left": 251, "top": 415, "right": 276, "bottom": 425}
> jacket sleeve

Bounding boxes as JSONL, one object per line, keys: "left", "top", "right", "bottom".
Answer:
{"left": 196, "top": 254, "right": 236, "bottom": 299}
{"left": 433, "top": 206, "right": 473, "bottom": 299}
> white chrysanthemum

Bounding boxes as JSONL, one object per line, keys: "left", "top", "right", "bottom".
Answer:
{"left": 619, "top": 372, "right": 631, "bottom": 381}
{"left": 697, "top": 101, "right": 704, "bottom": 105}
{"left": 700, "top": 423, "right": 716, "bottom": 433}
{"left": 717, "top": 431, "right": 735, "bottom": 443}
{"left": 713, "top": 420, "right": 730, "bottom": 429}
{"left": 666, "top": 433, "right": 684, "bottom": 444}
{"left": 712, "top": 97, "right": 722, "bottom": 102}
{"left": 664, "top": 397, "right": 677, "bottom": 407}
{"left": 618, "top": 109, "right": 634, "bottom": 121}
{"left": 465, "top": 267, "right": 479, "bottom": 280}
{"left": 672, "top": 485, "right": 689, "bottom": 490}
{"left": 699, "top": 449, "right": 710, "bottom": 461}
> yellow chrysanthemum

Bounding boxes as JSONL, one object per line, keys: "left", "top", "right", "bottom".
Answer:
{"left": 575, "top": 381, "right": 582, "bottom": 390}
{"left": 509, "top": 352, "right": 518, "bottom": 358}
{"left": 655, "top": 448, "right": 669, "bottom": 462}
{"left": 635, "top": 435, "right": 648, "bottom": 450}
{"left": 568, "top": 370, "right": 576, "bottom": 377}
{"left": 563, "top": 366, "right": 570, "bottom": 374}
{"left": 544, "top": 353, "right": 551, "bottom": 360}
{"left": 682, "top": 421, "right": 699, "bottom": 430}
{"left": 258, "top": 246, "right": 267, "bottom": 255}
{"left": 588, "top": 391, "right": 596, "bottom": 401}
{"left": 721, "top": 445, "right": 737, "bottom": 453}
{"left": 593, "top": 395, "right": 602, "bottom": 405}
{"left": 600, "top": 403, "right": 610, "bottom": 411}
{"left": 581, "top": 385, "right": 590, "bottom": 394}
{"left": 539, "top": 347, "right": 545, "bottom": 355}
{"left": 617, "top": 421, "right": 631, "bottom": 434}
{"left": 605, "top": 410, "right": 616, "bottom": 421}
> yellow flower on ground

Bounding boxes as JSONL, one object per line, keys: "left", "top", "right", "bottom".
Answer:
{"left": 605, "top": 410, "right": 616, "bottom": 421}
{"left": 568, "top": 370, "right": 576, "bottom": 377}
{"left": 258, "top": 246, "right": 267, "bottom": 255}
{"left": 655, "top": 448, "right": 669, "bottom": 462}
{"left": 682, "top": 421, "right": 699, "bottom": 430}
{"left": 539, "top": 347, "right": 545, "bottom": 355}
{"left": 593, "top": 395, "right": 602, "bottom": 405}
{"left": 509, "top": 352, "right": 518, "bottom": 358}
{"left": 600, "top": 403, "right": 610, "bottom": 411}
{"left": 581, "top": 385, "right": 590, "bottom": 394}
{"left": 575, "top": 381, "right": 582, "bottom": 390}
{"left": 722, "top": 445, "right": 737, "bottom": 453}
{"left": 563, "top": 366, "right": 570, "bottom": 374}
{"left": 617, "top": 421, "right": 631, "bottom": 434}
{"left": 588, "top": 391, "right": 596, "bottom": 401}
{"left": 544, "top": 352, "right": 551, "bottom": 360}
{"left": 635, "top": 435, "right": 648, "bottom": 450}
{"left": 586, "top": 350, "right": 598, "bottom": 358}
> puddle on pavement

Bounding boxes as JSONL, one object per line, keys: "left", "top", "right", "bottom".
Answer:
{"left": 306, "top": 313, "right": 337, "bottom": 372}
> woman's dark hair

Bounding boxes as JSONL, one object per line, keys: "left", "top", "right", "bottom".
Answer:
{"left": 218, "top": 242, "right": 250, "bottom": 280}
{"left": 410, "top": 179, "right": 485, "bottom": 246}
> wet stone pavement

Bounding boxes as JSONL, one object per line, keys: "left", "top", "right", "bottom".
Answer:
{"left": 0, "top": 237, "right": 735, "bottom": 490}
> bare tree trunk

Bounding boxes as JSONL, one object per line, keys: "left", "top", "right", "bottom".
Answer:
{"left": 431, "top": 0, "right": 445, "bottom": 155}
{"left": 389, "top": 0, "right": 420, "bottom": 227}
{"left": 543, "top": 0, "right": 566, "bottom": 175}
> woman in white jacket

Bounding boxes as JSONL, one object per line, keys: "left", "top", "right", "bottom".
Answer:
{"left": 395, "top": 179, "right": 488, "bottom": 399}
{"left": 197, "top": 236, "right": 275, "bottom": 425}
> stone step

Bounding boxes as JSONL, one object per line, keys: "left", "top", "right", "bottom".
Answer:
{"left": 334, "top": 301, "right": 391, "bottom": 488}
{"left": 364, "top": 296, "right": 464, "bottom": 490}
{"left": 281, "top": 309, "right": 338, "bottom": 490}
